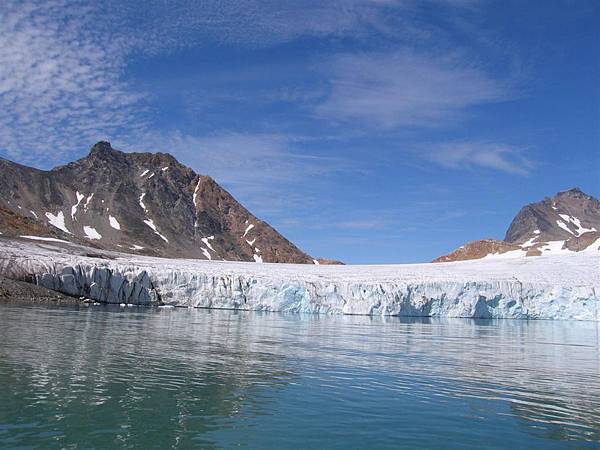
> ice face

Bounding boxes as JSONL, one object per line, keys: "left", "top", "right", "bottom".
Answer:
{"left": 0, "top": 239, "right": 597, "bottom": 320}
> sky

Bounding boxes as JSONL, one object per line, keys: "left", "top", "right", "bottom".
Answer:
{"left": 0, "top": 0, "right": 598, "bottom": 264}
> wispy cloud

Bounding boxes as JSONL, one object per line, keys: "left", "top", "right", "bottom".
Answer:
{"left": 0, "top": 0, "right": 148, "bottom": 164}
{"left": 315, "top": 50, "right": 508, "bottom": 128}
{"left": 115, "top": 130, "right": 357, "bottom": 213}
{"left": 424, "top": 141, "right": 532, "bottom": 175}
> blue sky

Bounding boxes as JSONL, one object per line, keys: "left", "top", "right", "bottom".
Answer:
{"left": 0, "top": 0, "right": 598, "bottom": 264}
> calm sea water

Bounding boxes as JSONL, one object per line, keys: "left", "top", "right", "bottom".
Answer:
{"left": 0, "top": 303, "right": 599, "bottom": 449}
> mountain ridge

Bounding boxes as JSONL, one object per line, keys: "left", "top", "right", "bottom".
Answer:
{"left": 0, "top": 141, "right": 319, "bottom": 264}
{"left": 434, "top": 188, "right": 600, "bottom": 262}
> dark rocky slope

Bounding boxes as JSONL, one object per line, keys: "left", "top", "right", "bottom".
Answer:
{"left": 0, "top": 141, "right": 315, "bottom": 263}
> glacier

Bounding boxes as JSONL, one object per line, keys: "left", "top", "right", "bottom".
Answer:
{"left": 0, "top": 237, "right": 598, "bottom": 320}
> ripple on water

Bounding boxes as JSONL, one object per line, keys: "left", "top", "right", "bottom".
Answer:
{"left": 0, "top": 304, "right": 599, "bottom": 449}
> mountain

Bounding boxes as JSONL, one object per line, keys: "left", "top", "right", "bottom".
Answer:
{"left": 435, "top": 188, "right": 600, "bottom": 262}
{"left": 0, "top": 141, "right": 316, "bottom": 264}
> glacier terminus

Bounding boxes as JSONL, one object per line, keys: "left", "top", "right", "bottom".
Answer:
{"left": 0, "top": 238, "right": 597, "bottom": 321}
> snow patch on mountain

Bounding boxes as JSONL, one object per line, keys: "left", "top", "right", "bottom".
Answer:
{"left": 71, "top": 192, "right": 85, "bottom": 220}
{"left": 201, "top": 236, "right": 215, "bottom": 252}
{"left": 538, "top": 240, "right": 571, "bottom": 255}
{"left": 482, "top": 248, "right": 528, "bottom": 260}
{"left": 521, "top": 236, "right": 538, "bottom": 248}
{"left": 83, "top": 226, "right": 102, "bottom": 240}
{"left": 139, "top": 193, "right": 147, "bottom": 212}
{"left": 109, "top": 215, "right": 121, "bottom": 230}
{"left": 201, "top": 247, "right": 211, "bottom": 259}
{"left": 20, "top": 235, "right": 70, "bottom": 243}
{"left": 143, "top": 219, "right": 168, "bottom": 243}
{"left": 45, "top": 211, "right": 71, "bottom": 234}
{"left": 558, "top": 214, "right": 597, "bottom": 236}
{"left": 243, "top": 223, "right": 254, "bottom": 237}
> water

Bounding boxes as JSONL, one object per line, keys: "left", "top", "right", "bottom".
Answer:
{"left": 0, "top": 304, "right": 599, "bottom": 449}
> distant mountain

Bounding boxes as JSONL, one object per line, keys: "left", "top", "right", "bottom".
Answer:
{"left": 0, "top": 141, "right": 317, "bottom": 263}
{"left": 435, "top": 188, "right": 600, "bottom": 262}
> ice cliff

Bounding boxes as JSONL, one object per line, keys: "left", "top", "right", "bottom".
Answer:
{"left": 0, "top": 238, "right": 598, "bottom": 320}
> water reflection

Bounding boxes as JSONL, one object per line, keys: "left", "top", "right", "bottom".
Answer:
{"left": 0, "top": 304, "right": 598, "bottom": 449}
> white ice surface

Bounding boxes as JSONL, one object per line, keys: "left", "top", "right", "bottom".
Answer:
{"left": 0, "top": 238, "right": 597, "bottom": 320}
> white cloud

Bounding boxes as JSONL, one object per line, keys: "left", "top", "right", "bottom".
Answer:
{"left": 424, "top": 141, "right": 532, "bottom": 175}
{"left": 115, "top": 130, "right": 355, "bottom": 212}
{"left": 0, "top": 0, "right": 429, "bottom": 163}
{"left": 315, "top": 50, "right": 507, "bottom": 128}
{"left": 0, "top": 0, "right": 147, "bottom": 164}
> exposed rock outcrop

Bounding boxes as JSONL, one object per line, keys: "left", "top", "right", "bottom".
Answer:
{"left": 0, "top": 142, "right": 314, "bottom": 263}
{"left": 436, "top": 188, "right": 600, "bottom": 262}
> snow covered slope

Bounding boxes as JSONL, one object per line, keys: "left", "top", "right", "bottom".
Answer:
{"left": 435, "top": 188, "right": 600, "bottom": 262}
{"left": 1, "top": 237, "right": 598, "bottom": 320}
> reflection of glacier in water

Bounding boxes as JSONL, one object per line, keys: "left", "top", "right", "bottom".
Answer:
{"left": 0, "top": 304, "right": 598, "bottom": 449}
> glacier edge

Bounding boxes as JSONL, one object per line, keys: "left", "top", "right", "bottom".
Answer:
{"left": 0, "top": 238, "right": 598, "bottom": 321}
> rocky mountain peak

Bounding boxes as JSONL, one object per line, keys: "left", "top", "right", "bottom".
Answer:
{"left": 0, "top": 142, "right": 318, "bottom": 264}
{"left": 556, "top": 187, "right": 586, "bottom": 198}
{"left": 88, "top": 140, "right": 115, "bottom": 156}
{"left": 436, "top": 188, "right": 600, "bottom": 262}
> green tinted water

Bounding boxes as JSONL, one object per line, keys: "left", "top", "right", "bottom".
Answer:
{"left": 1, "top": 304, "right": 599, "bottom": 449}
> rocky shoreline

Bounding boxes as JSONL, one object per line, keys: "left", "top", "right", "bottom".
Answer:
{"left": 0, "top": 276, "right": 81, "bottom": 305}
